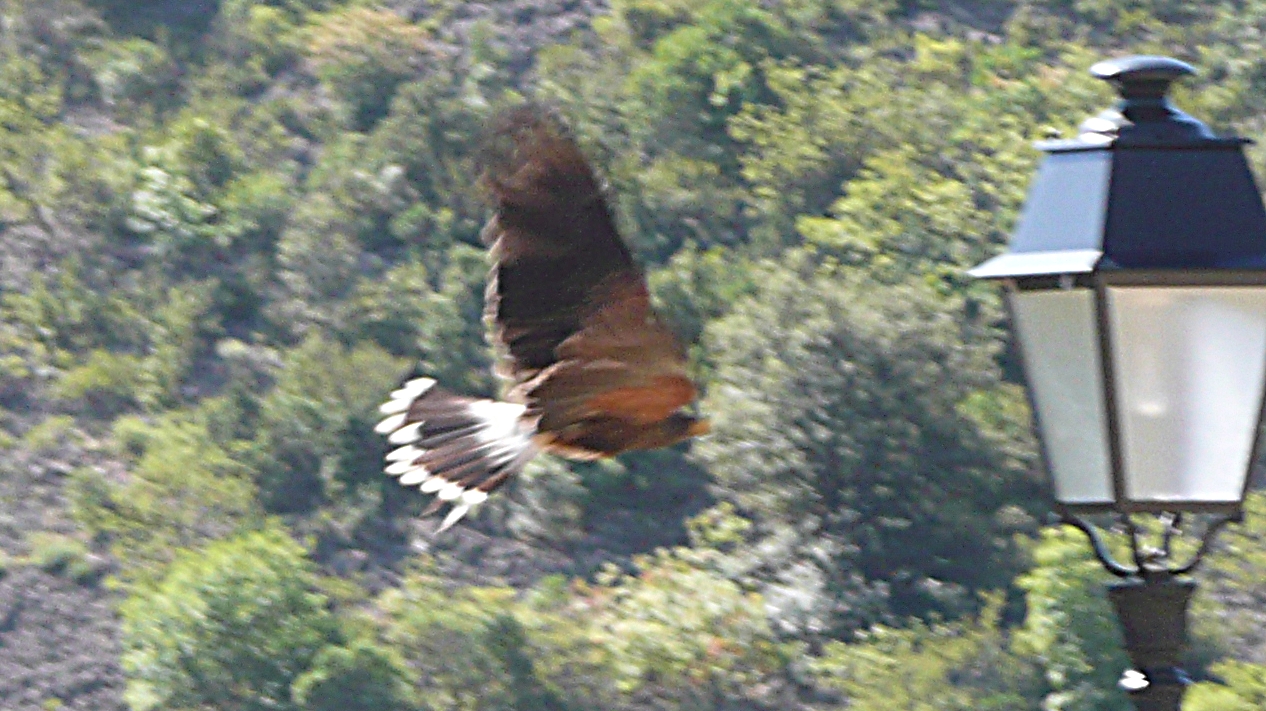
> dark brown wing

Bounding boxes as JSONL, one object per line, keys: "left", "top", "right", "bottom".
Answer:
{"left": 478, "top": 105, "right": 705, "bottom": 456}
{"left": 480, "top": 105, "right": 640, "bottom": 385}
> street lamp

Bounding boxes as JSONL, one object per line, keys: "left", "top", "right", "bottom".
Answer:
{"left": 970, "top": 55, "right": 1266, "bottom": 711}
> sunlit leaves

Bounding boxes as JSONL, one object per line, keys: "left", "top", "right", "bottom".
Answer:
{"left": 120, "top": 527, "right": 336, "bottom": 711}
{"left": 1187, "top": 659, "right": 1266, "bottom": 711}
{"left": 69, "top": 412, "right": 261, "bottom": 584}
{"left": 87, "top": 38, "right": 179, "bottom": 112}
{"left": 246, "top": 334, "right": 404, "bottom": 513}
{"left": 291, "top": 641, "right": 414, "bottom": 711}
{"left": 811, "top": 597, "right": 1039, "bottom": 711}
{"left": 585, "top": 549, "right": 789, "bottom": 699}
{"left": 1013, "top": 528, "right": 1132, "bottom": 711}
{"left": 306, "top": 7, "right": 433, "bottom": 131}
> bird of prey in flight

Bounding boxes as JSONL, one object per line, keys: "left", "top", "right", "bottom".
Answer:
{"left": 374, "top": 105, "right": 710, "bottom": 530}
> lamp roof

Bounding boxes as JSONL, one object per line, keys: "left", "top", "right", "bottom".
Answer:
{"left": 971, "top": 56, "right": 1266, "bottom": 280}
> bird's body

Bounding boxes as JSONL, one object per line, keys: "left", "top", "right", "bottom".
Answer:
{"left": 374, "top": 105, "right": 709, "bottom": 530}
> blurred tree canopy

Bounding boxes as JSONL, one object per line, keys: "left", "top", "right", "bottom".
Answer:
{"left": 120, "top": 527, "right": 337, "bottom": 711}
{"left": 696, "top": 257, "right": 1040, "bottom": 636}
{"left": 4, "top": 0, "right": 1266, "bottom": 709}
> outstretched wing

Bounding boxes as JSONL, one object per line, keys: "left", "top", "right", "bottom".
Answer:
{"left": 479, "top": 105, "right": 702, "bottom": 456}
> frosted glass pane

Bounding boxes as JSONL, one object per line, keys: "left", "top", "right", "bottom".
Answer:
{"left": 1108, "top": 287, "right": 1266, "bottom": 503}
{"left": 1012, "top": 290, "right": 1113, "bottom": 504}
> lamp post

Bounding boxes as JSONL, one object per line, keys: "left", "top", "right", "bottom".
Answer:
{"left": 970, "top": 56, "right": 1266, "bottom": 711}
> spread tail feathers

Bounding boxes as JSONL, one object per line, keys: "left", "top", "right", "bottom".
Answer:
{"left": 374, "top": 378, "right": 539, "bottom": 531}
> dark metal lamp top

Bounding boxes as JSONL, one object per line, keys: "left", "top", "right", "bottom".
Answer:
{"left": 969, "top": 54, "right": 1266, "bottom": 280}
{"left": 1089, "top": 55, "right": 1194, "bottom": 98}
{"left": 1079, "top": 55, "right": 1215, "bottom": 143}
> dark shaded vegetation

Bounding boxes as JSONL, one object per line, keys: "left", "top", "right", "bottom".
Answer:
{"left": 3, "top": 0, "right": 1266, "bottom": 709}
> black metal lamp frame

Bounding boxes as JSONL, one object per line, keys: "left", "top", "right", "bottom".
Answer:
{"left": 1061, "top": 512, "right": 1240, "bottom": 711}
{"left": 971, "top": 55, "right": 1266, "bottom": 711}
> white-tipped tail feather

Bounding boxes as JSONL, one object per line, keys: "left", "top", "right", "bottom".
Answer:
{"left": 386, "top": 421, "right": 425, "bottom": 445}
{"left": 398, "top": 467, "right": 430, "bottom": 486}
{"left": 388, "top": 377, "right": 436, "bottom": 404}
{"left": 374, "top": 377, "right": 538, "bottom": 531}
{"left": 373, "top": 413, "right": 408, "bottom": 435}
{"left": 386, "top": 444, "right": 424, "bottom": 462}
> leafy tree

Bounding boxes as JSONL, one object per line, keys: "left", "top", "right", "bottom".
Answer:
{"left": 86, "top": 37, "right": 180, "bottom": 113}
{"left": 581, "top": 548, "right": 792, "bottom": 705}
{"left": 377, "top": 563, "right": 568, "bottom": 711}
{"left": 244, "top": 333, "right": 404, "bottom": 513}
{"left": 409, "top": 243, "right": 498, "bottom": 397}
{"left": 648, "top": 243, "right": 759, "bottom": 356}
{"left": 68, "top": 412, "right": 261, "bottom": 583}
{"left": 291, "top": 640, "right": 414, "bottom": 711}
{"left": 610, "top": 0, "right": 795, "bottom": 259}
{"left": 695, "top": 257, "right": 1040, "bottom": 636}
{"left": 306, "top": 7, "right": 432, "bottom": 131}
{"left": 212, "top": 0, "right": 307, "bottom": 88}
{"left": 498, "top": 455, "right": 587, "bottom": 545}
{"left": 49, "top": 280, "right": 217, "bottom": 414}
{"left": 268, "top": 193, "right": 365, "bottom": 337}
{"left": 125, "top": 136, "right": 225, "bottom": 270}
{"left": 120, "top": 527, "right": 338, "bottom": 711}
{"left": 363, "top": 65, "right": 501, "bottom": 253}
{"left": 1, "top": 260, "right": 145, "bottom": 373}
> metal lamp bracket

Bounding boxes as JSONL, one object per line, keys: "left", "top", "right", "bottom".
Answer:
{"left": 1059, "top": 511, "right": 1241, "bottom": 579}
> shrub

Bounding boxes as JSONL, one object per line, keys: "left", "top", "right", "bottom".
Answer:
{"left": 121, "top": 527, "right": 337, "bottom": 711}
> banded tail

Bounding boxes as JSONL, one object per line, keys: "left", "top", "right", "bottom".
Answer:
{"left": 374, "top": 378, "right": 539, "bottom": 531}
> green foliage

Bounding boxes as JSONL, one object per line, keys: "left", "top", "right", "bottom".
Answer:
{"left": 500, "top": 455, "right": 587, "bottom": 544}
{"left": 127, "top": 152, "right": 220, "bottom": 255}
{"left": 270, "top": 193, "right": 364, "bottom": 336}
{"left": 306, "top": 7, "right": 432, "bottom": 131}
{"left": 377, "top": 547, "right": 792, "bottom": 710}
{"left": 362, "top": 62, "right": 501, "bottom": 251}
{"left": 86, "top": 38, "right": 179, "bottom": 113}
{"left": 583, "top": 548, "right": 791, "bottom": 701}
{"left": 12, "top": 1, "right": 1266, "bottom": 709}
{"left": 1013, "top": 527, "right": 1132, "bottom": 711}
{"left": 377, "top": 564, "right": 566, "bottom": 711}
{"left": 25, "top": 531, "right": 101, "bottom": 583}
{"left": 647, "top": 244, "right": 758, "bottom": 353}
{"left": 291, "top": 641, "right": 413, "bottom": 711}
{"left": 244, "top": 334, "right": 404, "bottom": 513}
{"left": 1187, "top": 659, "right": 1266, "bottom": 711}
{"left": 70, "top": 412, "right": 261, "bottom": 583}
{"left": 696, "top": 258, "right": 1040, "bottom": 635}
{"left": 52, "top": 349, "right": 146, "bottom": 414}
{"left": 13, "top": 276, "right": 216, "bottom": 416}
{"left": 214, "top": 0, "right": 307, "bottom": 86}
{"left": 811, "top": 597, "right": 1040, "bottom": 710}
{"left": 337, "top": 251, "right": 496, "bottom": 398}
{"left": 20, "top": 414, "right": 77, "bottom": 453}
{"left": 2, "top": 261, "right": 146, "bottom": 366}
{"left": 121, "top": 527, "right": 338, "bottom": 711}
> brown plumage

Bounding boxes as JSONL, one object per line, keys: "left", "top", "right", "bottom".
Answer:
{"left": 374, "top": 105, "right": 709, "bottom": 530}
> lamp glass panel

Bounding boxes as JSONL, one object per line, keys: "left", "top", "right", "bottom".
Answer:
{"left": 1107, "top": 287, "right": 1266, "bottom": 504}
{"left": 1011, "top": 289, "right": 1113, "bottom": 504}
